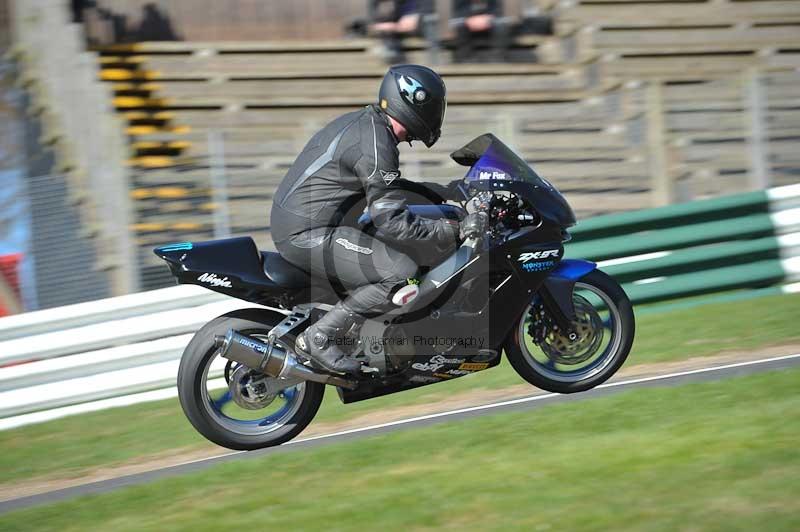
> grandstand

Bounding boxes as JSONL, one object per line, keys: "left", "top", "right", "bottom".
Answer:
{"left": 6, "top": 0, "right": 800, "bottom": 291}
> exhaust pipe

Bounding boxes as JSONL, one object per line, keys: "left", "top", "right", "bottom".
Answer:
{"left": 214, "top": 330, "right": 357, "bottom": 390}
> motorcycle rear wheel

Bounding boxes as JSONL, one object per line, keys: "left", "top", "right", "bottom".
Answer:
{"left": 177, "top": 309, "right": 324, "bottom": 450}
{"left": 505, "top": 269, "right": 635, "bottom": 394}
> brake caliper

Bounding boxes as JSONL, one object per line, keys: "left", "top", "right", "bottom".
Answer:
{"left": 527, "top": 299, "right": 552, "bottom": 345}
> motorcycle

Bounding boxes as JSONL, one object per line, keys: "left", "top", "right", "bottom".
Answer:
{"left": 156, "top": 134, "right": 635, "bottom": 450}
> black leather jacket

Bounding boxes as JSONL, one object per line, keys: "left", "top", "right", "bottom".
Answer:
{"left": 271, "top": 105, "right": 455, "bottom": 247}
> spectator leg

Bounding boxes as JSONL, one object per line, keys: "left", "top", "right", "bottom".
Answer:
{"left": 422, "top": 14, "right": 440, "bottom": 65}
{"left": 490, "top": 18, "right": 513, "bottom": 62}
{"left": 379, "top": 32, "right": 405, "bottom": 63}
{"left": 452, "top": 21, "right": 474, "bottom": 63}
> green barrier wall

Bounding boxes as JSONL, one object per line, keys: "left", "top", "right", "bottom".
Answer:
{"left": 561, "top": 184, "right": 800, "bottom": 305}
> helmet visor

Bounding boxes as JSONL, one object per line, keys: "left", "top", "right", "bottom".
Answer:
{"left": 424, "top": 95, "right": 446, "bottom": 147}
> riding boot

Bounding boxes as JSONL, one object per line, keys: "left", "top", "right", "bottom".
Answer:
{"left": 297, "top": 302, "right": 363, "bottom": 375}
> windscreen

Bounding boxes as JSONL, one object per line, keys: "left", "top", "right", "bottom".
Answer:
{"left": 450, "top": 134, "right": 576, "bottom": 227}
{"left": 452, "top": 134, "right": 553, "bottom": 190}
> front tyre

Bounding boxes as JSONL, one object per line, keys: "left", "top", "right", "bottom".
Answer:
{"left": 505, "top": 269, "right": 635, "bottom": 394}
{"left": 177, "top": 309, "right": 324, "bottom": 450}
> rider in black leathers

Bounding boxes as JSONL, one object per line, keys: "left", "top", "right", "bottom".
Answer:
{"left": 271, "top": 65, "right": 472, "bottom": 374}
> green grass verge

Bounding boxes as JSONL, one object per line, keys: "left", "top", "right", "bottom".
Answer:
{"left": 3, "top": 366, "right": 799, "bottom": 531}
{"left": 1, "top": 293, "right": 798, "bottom": 486}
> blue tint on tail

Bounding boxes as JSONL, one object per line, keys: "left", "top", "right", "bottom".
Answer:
{"left": 155, "top": 242, "right": 193, "bottom": 253}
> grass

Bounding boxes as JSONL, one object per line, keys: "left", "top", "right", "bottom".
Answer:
{"left": 2, "top": 366, "right": 799, "bottom": 531}
{"left": 0, "top": 292, "right": 798, "bottom": 486}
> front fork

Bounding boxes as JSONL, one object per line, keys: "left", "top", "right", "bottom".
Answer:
{"left": 536, "top": 259, "right": 597, "bottom": 338}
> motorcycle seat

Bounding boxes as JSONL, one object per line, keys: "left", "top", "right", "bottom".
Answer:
{"left": 261, "top": 251, "right": 312, "bottom": 288}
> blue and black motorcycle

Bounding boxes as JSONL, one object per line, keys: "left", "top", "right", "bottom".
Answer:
{"left": 156, "top": 134, "right": 635, "bottom": 450}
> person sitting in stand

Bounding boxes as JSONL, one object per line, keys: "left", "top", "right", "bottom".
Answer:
{"left": 450, "top": 0, "right": 511, "bottom": 63}
{"left": 369, "top": 0, "right": 425, "bottom": 63}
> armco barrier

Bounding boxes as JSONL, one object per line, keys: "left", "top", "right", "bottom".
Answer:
{"left": 0, "top": 184, "right": 798, "bottom": 430}
{"left": 0, "top": 284, "right": 225, "bottom": 341}
{"left": 573, "top": 183, "right": 800, "bottom": 303}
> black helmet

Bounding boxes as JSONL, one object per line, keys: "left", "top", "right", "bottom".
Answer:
{"left": 378, "top": 64, "right": 447, "bottom": 148}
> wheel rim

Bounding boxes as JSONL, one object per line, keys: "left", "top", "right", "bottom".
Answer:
{"left": 199, "top": 332, "right": 306, "bottom": 436}
{"left": 517, "top": 281, "right": 623, "bottom": 383}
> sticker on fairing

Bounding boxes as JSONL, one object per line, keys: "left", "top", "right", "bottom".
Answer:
{"left": 518, "top": 250, "right": 560, "bottom": 262}
{"left": 197, "top": 272, "right": 233, "bottom": 288}
{"left": 521, "top": 261, "right": 555, "bottom": 272}
{"left": 479, "top": 171, "right": 507, "bottom": 180}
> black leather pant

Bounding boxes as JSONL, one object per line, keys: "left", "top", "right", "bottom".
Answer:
{"left": 276, "top": 226, "right": 419, "bottom": 318}
{"left": 452, "top": 18, "right": 512, "bottom": 62}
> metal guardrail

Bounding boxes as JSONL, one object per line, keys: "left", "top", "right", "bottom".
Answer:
{"left": 0, "top": 183, "right": 798, "bottom": 430}
{"left": 569, "top": 183, "right": 800, "bottom": 303}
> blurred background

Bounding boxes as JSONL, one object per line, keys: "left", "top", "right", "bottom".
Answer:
{"left": 1, "top": 0, "right": 798, "bottom": 312}
{"left": 0, "top": 2, "right": 799, "bottom": 527}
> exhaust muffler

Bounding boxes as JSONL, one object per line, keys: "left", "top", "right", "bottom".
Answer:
{"left": 213, "top": 330, "right": 357, "bottom": 390}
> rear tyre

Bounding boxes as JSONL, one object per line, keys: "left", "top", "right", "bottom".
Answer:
{"left": 177, "top": 309, "right": 324, "bottom": 450}
{"left": 505, "top": 269, "right": 635, "bottom": 394}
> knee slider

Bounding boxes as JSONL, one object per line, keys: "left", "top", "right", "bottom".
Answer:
{"left": 391, "top": 279, "right": 420, "bottom": 307}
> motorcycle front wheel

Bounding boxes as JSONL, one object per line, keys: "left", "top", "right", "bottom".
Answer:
{"left": 177, "top": 309, "right": 324, "bottom": 450}
{"left": 505, "top": 269, "right": 635, "bottom": 394}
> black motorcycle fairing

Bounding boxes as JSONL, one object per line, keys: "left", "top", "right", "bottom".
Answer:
{"left": 418, "top": 244, "right": 477, "bottom": 292}
{"left": 338, "top": 346, "right": 503, "bottom": 404}
{"left": 153, "top": 237, "right": 337, "bottom": 307}
{"left": 485, "top": 255, "right": 563, "bottom": 346}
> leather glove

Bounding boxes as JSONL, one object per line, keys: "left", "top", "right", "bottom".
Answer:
{"left": 459, "top": 211, "right": 488, "bottom": 241}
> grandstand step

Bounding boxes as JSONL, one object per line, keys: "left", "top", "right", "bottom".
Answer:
{"left": 605, "top": 52, "right": 799, "bottom": 78}
{"left": 136, "top": 47, "right": 569, "bottom": 76}
{"left": 131, "top": 140, "right": 192, "bottom": 157}
{"left": 126, "top": 125, "right": 191, "bottom": 135}
{"left": 165, "top": 98, "right": 624, "bottom": 129}
{"left": 93, "top": 40, "right": 375, "bottom": 54}
{"left": 588, "top": 25, "right": 800, "bottom": 53}
{"left": 99, "top": 55, "right": 147, "bottom": 64}
{"left": 101, "top": 69, "right": 161, "bottom": 82}
{"left": 153, "top": 72, "right": 596, "bottom": 99}
{"left": 112, "top": 87, "right": 160, "bottom": 99}
{"left": 107, "top": 83, "right": 617, "bottom": 109}
{"left": 558, "top": 0, "right": 800, "bottom": 25}
{"left": 123, "top": 111, "right": 176, "bottom": 121}
{"left": 131, "top": 185, "right": 208, "bottom": 200}
{"left": 132, "top": 140, "right": 192, "bottom": 150}
{"left": 92, "top": 36, "right": 556, "bottom": 58}
{"left": 128, "top": 156, "right": 180, "bottom": 169}
{"left": 113, "top": 96, "right": 169, "bottom": 109}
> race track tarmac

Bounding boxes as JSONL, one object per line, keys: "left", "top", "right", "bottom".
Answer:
{"left": 2, "top": 352, "right": 798, "bottom": 514}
